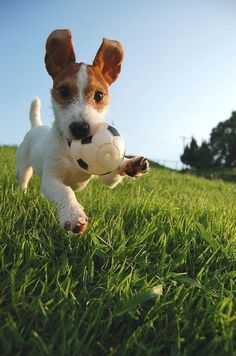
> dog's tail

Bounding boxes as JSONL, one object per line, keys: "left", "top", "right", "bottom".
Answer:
{"left": 29, "top": 97, "right": 42, "bottom": 127}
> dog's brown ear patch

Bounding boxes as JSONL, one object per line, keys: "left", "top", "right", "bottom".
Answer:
{"left": 45, "top": 29, "right": 76, "bottom": 78}
{"left": 93, "top": 38, "right": 124, "bottom": 85}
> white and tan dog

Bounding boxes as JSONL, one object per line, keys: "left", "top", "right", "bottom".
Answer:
{"left": 16, "top": 29, "right": 149, "bottom": 233}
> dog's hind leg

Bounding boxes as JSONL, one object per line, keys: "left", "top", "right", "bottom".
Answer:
{"left": 16, "top": 164, "right": 33, "bottom": 190}
{"left": 16, "top": 144, "right": 33, "bottom": 190}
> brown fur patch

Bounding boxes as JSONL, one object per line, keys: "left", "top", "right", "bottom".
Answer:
{"left": 45, "top": 29, "right": 76, "bottom": 79}
{"left": 93, "top": 38, "right": 124, "bottom": 85}
{"left": 51, "top": 63, "right": 80, "bottom": 107}
{"left": 85, "top": 66, "right": 110, "bottom": 111}
{"left": 51, "top": 63, "right": 110, "bottom": 111}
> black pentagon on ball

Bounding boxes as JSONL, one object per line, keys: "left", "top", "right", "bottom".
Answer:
{"left": 77, "top": 159, "right": 88, "bottom": 170}
{"left": 81, "top": 136, "right": 93, "bottom": 144}
{"left": 107, "top": 125, "right": 120, "bottom": 136}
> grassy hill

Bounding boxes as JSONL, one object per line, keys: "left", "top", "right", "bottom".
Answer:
{"left": 182, "top": 167, "right": 236, "bottom": 183}
{"left": 0, "top": 146, "right": 236, "bottom": 355}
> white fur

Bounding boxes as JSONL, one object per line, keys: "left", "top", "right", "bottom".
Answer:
{"left": 78, "top": 63, "right": 88, "bottom": 103}
{"left": 30, "top": 97, "right": 42, "bottom": 127}
{"left": 17, "top": 82, "right": 124, "bottom": 232}
{"left": 16, "top": 55, "right": 147, "bottom": 232}
{"left": 52, "top": 64, "right": 107, "bottom": 144}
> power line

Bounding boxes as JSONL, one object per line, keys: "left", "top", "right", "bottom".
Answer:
{"left": 111, "top": 121, "right": 179, "bottom": 147}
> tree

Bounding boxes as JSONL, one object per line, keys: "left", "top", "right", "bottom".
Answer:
{"left": 181, "top": 138, "right": 214, "bottom": 169}
{"left": 195, "top": 141, "right": 213, "bottom": 169}
{"left": 210, "top": 112, "right": 236, "bottom": 167}
{"left": 180, "top": 112, "right": 236, "bottom": 169}
{"left": 181, "top": 137, "right": 199, "bottom": 168}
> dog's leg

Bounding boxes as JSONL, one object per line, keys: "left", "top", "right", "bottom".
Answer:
{"left": 16, "top": 145, "right": 33, "bottom": 190}
{"left": 100, "top": 156, "right": 149, "bottom": 188}
{"left": 41, "top": 175, "right": 88, "bottom": 233}
{"left": 16, "top": 165, "right": 33, "bottom": 190}
{"left": 119, "top": 156, "right": 149, "bottom": 177}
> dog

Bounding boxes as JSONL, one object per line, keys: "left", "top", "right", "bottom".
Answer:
{"left": 16, "top": 29, "right": 149, "bottom": 233}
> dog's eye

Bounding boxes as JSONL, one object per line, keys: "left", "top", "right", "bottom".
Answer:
{"left": 94, "top": 91, "right": 104, "bottom": 102}
{"left": 58, "top": 86, "right": 71, "bottom": 98}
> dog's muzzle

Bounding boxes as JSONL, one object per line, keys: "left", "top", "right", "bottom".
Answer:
{"left": 69, "top": 121, "right": 90, "bottom": 140}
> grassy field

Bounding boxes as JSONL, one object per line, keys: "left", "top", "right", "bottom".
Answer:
{"left": 0, "top": 146, "right": 236, "bottom": 355}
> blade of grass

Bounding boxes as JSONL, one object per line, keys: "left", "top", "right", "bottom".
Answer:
{"left": 113, "top": 285, "right": 163, "bottom": 317}
{"left": 196, "top": 222, "right": 226, "bottom": 256}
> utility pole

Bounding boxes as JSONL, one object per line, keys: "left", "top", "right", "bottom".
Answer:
{"left": 180, "top": 136, "right": 190, "bottom": 152}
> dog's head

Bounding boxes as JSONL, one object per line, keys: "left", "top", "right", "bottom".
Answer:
{"left": 45, "top": 29, "right": 124, "bottom": 144}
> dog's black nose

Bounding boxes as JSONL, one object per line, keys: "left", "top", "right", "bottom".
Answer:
{"left": 69, "top": 121, "right": 90, "bottom": 140}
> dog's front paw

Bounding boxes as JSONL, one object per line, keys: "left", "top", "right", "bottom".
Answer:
{"left": 59, "top": 204, "right": 88, "bottom": 234}
{"left": 64, "top": 215, "right": 88, "bottom": 234}
{"left": 123, "top": 156, "right": 149, "bottom": 177}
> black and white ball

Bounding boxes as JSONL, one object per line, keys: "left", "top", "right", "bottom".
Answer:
{"left": 70, "top": 123, "right": 125, "bottom": 175}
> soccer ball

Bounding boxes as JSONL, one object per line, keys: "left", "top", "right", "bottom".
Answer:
{"left": 70, "top": 123, "right": 125, "bottom": 175}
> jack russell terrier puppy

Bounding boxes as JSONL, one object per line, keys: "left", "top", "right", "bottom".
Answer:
{"left": 16, "top": 29, "right": 149, "bottom": 233}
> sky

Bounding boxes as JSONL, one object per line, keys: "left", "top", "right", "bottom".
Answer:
{"left": 1, "top": 0, "right": 236, "bottom": 169}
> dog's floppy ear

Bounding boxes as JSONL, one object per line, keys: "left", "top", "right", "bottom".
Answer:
{"left": 45, "top": 29, "right": 76, "bottom": 78}
{"left": 93, "top": 38, "right": 124, "bottom": 85}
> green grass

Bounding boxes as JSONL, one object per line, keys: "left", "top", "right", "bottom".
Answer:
{"left": 0, "top": 146, "right": 236, "bottom": 355}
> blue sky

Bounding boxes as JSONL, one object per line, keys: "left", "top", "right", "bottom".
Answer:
{"left": 1, "top": 0, "right": 236, "bottom": 168}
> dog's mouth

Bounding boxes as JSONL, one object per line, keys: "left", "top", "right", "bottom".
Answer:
{"left": 66, "top": 122, "right": 103, "bottom": 148}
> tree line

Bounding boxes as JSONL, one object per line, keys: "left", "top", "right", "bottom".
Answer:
{"left": 181, "top": 111, "right": 236, "bottom": 169}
